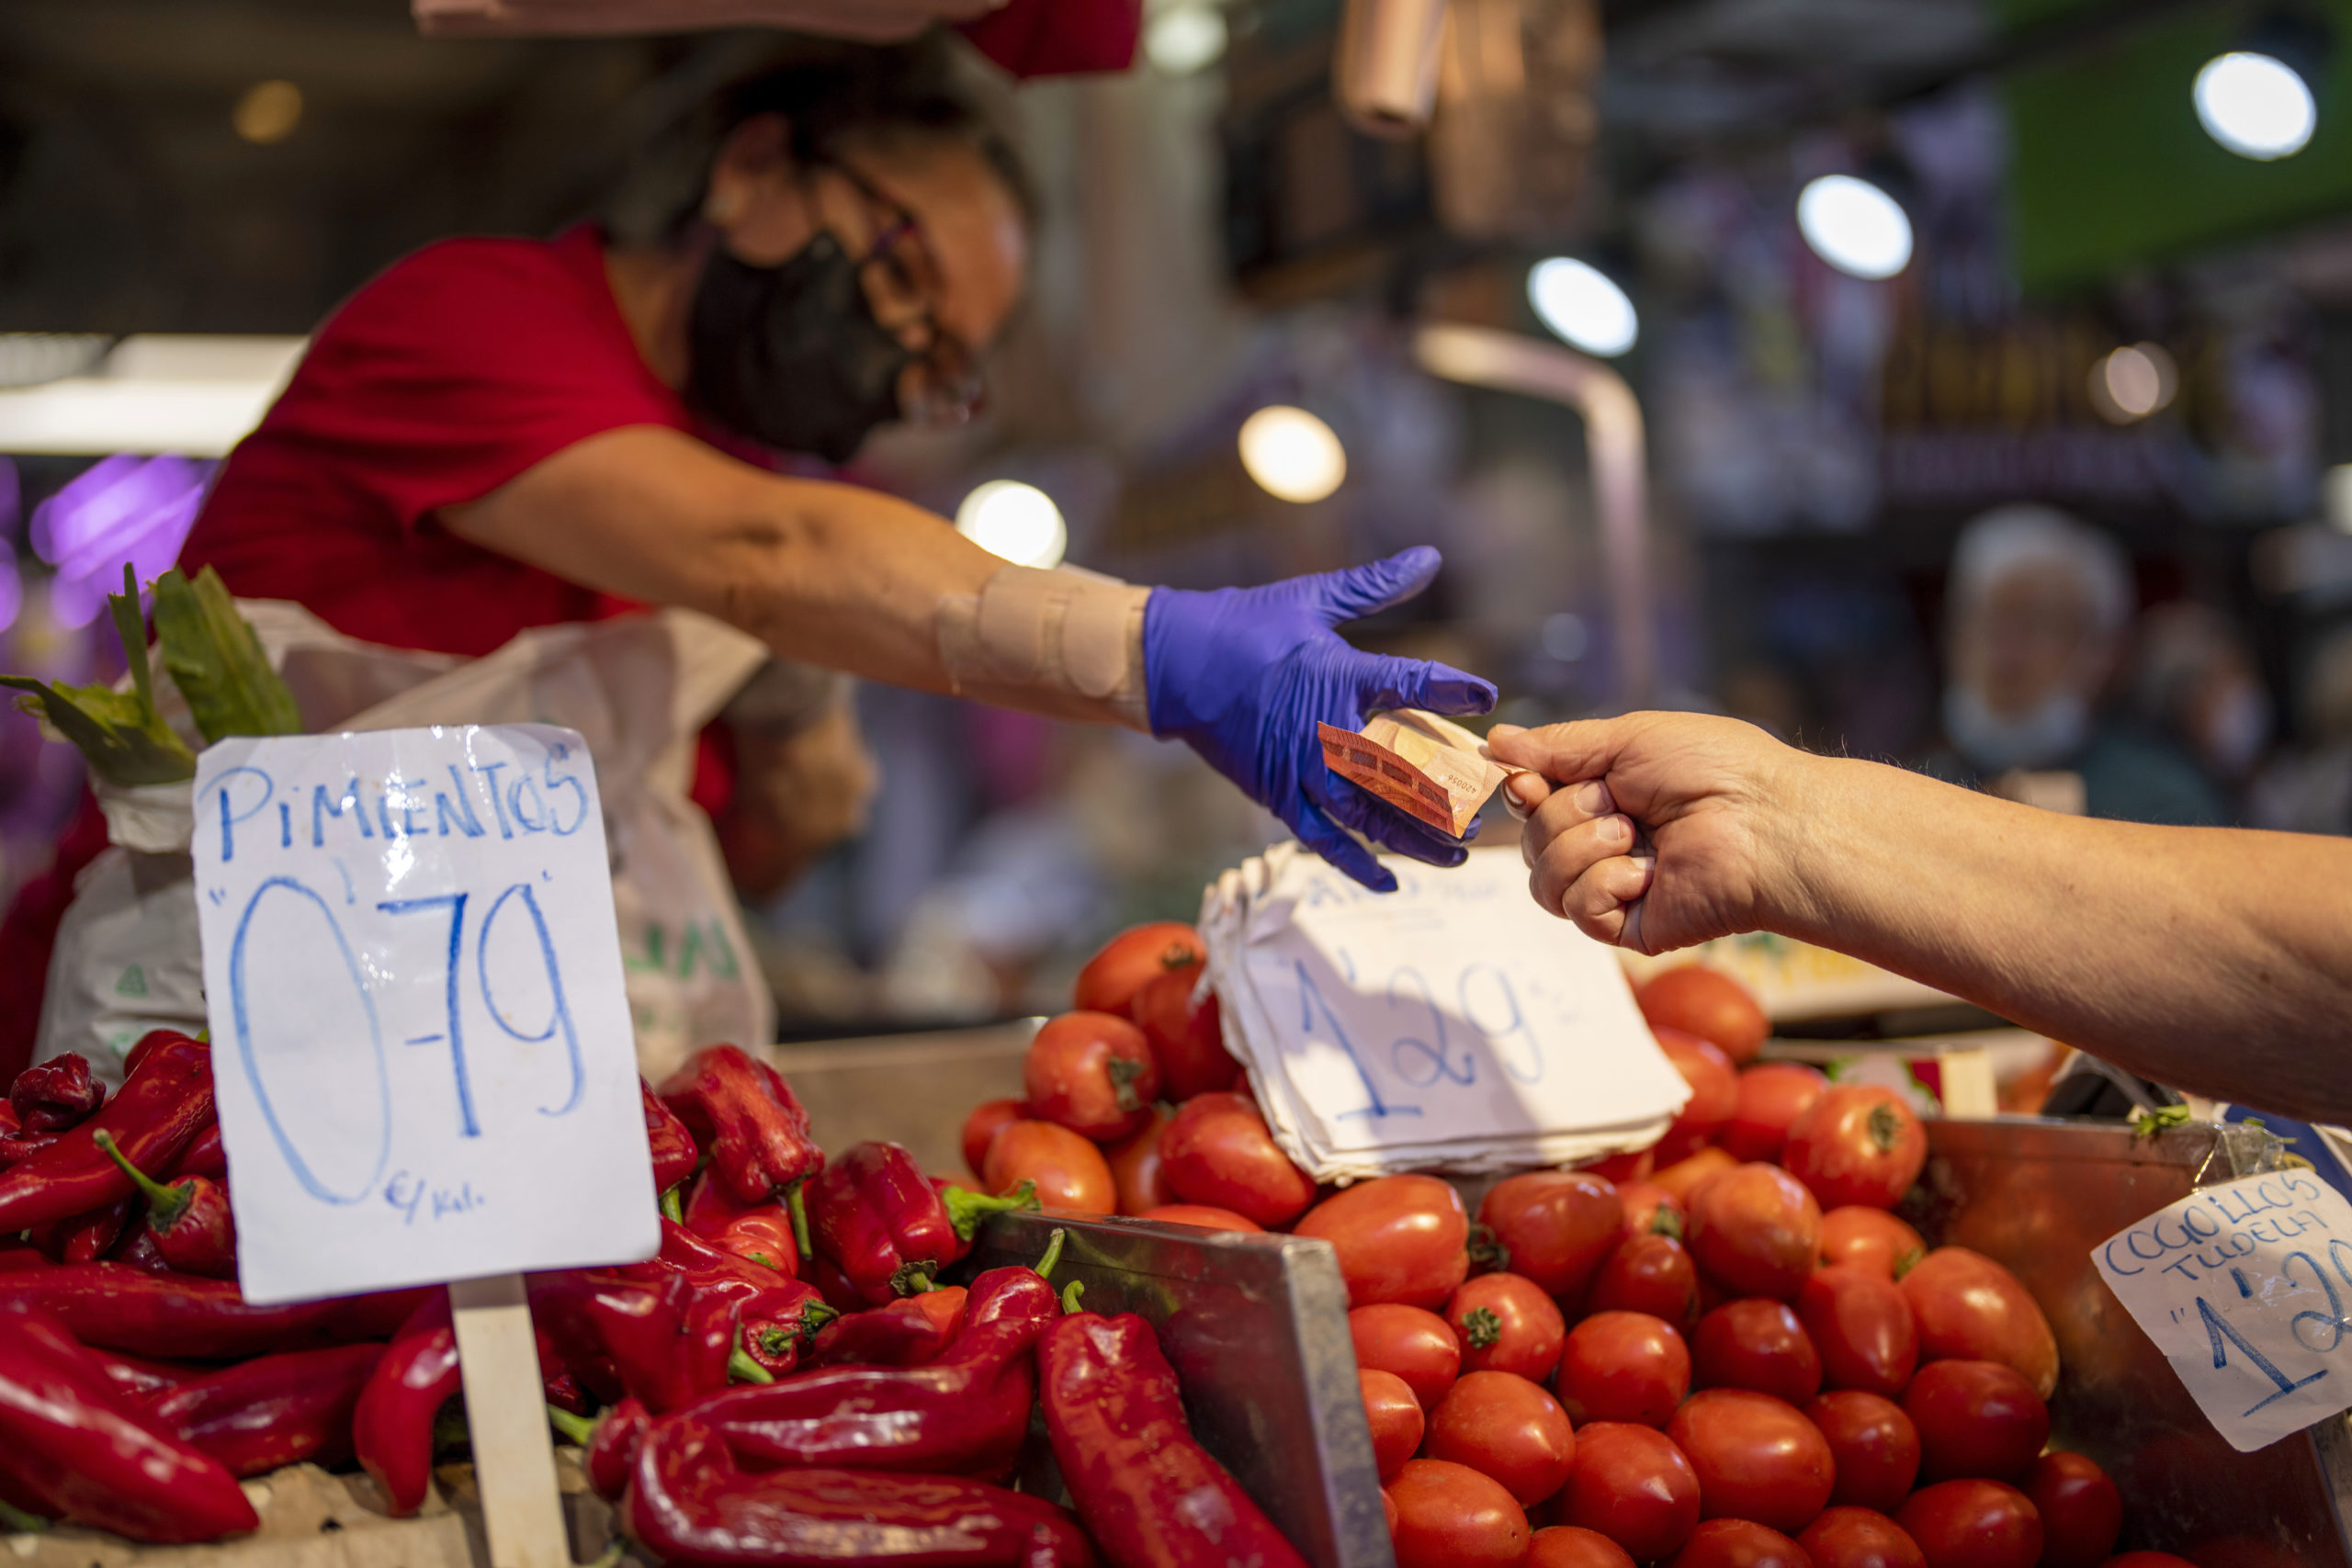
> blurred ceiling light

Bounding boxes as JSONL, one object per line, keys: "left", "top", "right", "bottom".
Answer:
{"left": 1238, "top": 406, "right": 1346, "bottom": 502}
{"left": 0, "top": 334, "right": 306, "bottom": 457}
{"left": 955, "top": 479, "right": 1068, "bottom": 569}
{"left": 1796, "top": 174, "right": 1914, "bottom": 280}
{"left": 2090, "top": 343, "right": 2177, "bottom": 423}
{"left": 1526, "top": 258, "right": 1637, "bottom": 356}
{"left": 1146, "top": 4, "right": 1227, "bottom": 74}
{"left": 2194, "top": 51, "right": 2315, "bottom": 160}
{"left": 0, "top": 334, "right": 109, "bottom": 389}
{"left": 233, "top": 80, "right": 304, "bottom": 145}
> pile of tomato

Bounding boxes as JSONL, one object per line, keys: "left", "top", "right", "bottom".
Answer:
{"left": 958, "top": 931, "right": 2186, "bottom": 1568}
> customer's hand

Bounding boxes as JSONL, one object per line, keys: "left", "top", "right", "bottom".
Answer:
{"left": 1487, "top": 712, "right": 1811, "bottom": 954}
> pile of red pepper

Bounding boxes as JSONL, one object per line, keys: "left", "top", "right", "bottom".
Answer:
{"left": 0, "top": 1036, "right": 1309, "bottom": 1568}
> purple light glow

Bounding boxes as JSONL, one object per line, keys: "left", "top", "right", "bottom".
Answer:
{"left": 30, "top": 455, "right": 212, "bottom": 628}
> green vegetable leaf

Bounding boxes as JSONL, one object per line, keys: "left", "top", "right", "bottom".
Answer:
{"left": 150, "top": 565, "right": 300, "bottom": 743}
{"left": 0, "top": 565, "right": 196, "bottom": 784}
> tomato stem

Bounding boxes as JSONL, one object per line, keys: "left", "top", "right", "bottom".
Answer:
{"left": 1465, "top": 1222, "right": 1510, "bottom": 1273}
{"left": 1458, "top": 1306, "right": 1501, "bottom": 1349}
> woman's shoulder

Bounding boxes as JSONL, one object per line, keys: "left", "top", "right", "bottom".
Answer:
{"left": 326, "top": 230, "right": 611, "bottom": 340}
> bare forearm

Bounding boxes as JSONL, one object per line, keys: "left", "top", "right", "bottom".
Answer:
{"left": 1774, "top": 754, "right": 2352, "bottom": 1122}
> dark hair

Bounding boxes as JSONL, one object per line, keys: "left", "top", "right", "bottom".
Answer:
{"left": 603, "top": 32, "right": 1037, "bottom": 246}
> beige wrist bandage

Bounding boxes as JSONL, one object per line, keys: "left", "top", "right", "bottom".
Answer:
{"left": 937, "top": 565, "right": 1153, "bottom": 732}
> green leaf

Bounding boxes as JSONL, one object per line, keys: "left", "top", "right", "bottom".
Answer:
{"left": 0, "top": 674, "right": 195, "bottom": 784}
{"left": 150, "top": 565, "right": 300, "bottom": 742}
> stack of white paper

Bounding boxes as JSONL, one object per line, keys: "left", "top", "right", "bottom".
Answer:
{"left": 1198, "top": 842, "right": 1689, "bottom": 1184}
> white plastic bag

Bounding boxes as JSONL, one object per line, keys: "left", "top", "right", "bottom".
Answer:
{"left": 36, "top": 601, "right": 772, "bottom": 1085}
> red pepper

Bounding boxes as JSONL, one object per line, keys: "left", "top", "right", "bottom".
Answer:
{"left": 0, "top": 1129, "right": 61, "bottom": 1170}
{"left": 10, "top": 1053, "right": 106, "bottom": 1131}
{"left": 581, "top": 1396, "right": 650, "bottom": 1501}
{"left": 806, "top": 1286, "right": 969, "bottom": 1369}
{"left": 0, "top": 1303, "right": 260, "bottom": 1543}
{"left": 0, "top": 1032, "right": 214, "bottom": 1233}
{"left": 1039, "top": 1310, "right": 1307, "bottom": 1568}
{"left": 616, "top": 1219, "right": 836, "bottom": 1378}
{"left": 89, "top": 1345, "right": 192, "bottom": 1402}
{"left": 683, "top": 1166, "right": 799, "bottom": 1275}
{"left": 622, "top": 1415, "right": 1096, "bottom": 1568}
{"left": 0, "top": 1099, "right": 15, "bottom": 1134}
{"left": 95, "top": 1128, "right": 238, "bottom": 1278}
{"left": 530, "top": 1269, "right": 738, "bottom": 1415}
{"left": 170, "top": 1123, "right": 229, "bottom": 1182}
{"left": 658, "top": 1046, "right": 823, "bottom": 1224}
{"left": 0, "top": 1238, "right": 48, "bottom": 1272}
{"left": 0, "top": 1263, "right": 425, "bottom": 1358}
{"left": 149, "top": 1343, "right": 384, "bottom": 1478}
{"left": 28, "top": 1194, "right": 134, "bottom": 1263}
{"left": 106, "top": 1224, "right": 173, "bottom": 1273}
{"left": 807, "top": 1142, "right": 1038, "bottom": 1306}
{"left": 353, "top": 1294, "right": 460, "bottom": 1516}
{"left": 644, "top": 1078, "right": 701, "bottom": 1208}
{"left": 699, "top": 1266, "right": 1057, "bottom": 1481}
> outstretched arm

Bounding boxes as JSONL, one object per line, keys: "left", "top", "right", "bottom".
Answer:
{"left": 1487, "top": 713, "right": 2352, "bottom": 1124}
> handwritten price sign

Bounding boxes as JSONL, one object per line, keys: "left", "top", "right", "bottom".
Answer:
{"left": 2093, "top": 1169, "right": 2352, "bottom": 1452}
{"left": 192, "top": 725, "right": 656, "bottom": 1305}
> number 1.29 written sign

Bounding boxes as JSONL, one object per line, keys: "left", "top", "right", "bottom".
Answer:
{"left": 193, "top": 725, "right": 656, "bottom": 1305}
{"left": 2092, "top": 1169, "right": 2352, "bottom": 1452}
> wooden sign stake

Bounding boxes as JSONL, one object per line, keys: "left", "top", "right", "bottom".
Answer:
{"left": 449, "top": 1274, "right": 572, "bottom": 1568}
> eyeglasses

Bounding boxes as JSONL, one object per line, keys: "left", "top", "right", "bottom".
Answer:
{"left": 827, "top": 159, "right": 987, "bottom": 429}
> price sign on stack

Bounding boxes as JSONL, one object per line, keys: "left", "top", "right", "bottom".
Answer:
{"left": 192, "top": 724, "right": 656, "bottom": 1568}
{"left": 2093, "top": 1169, "right": 2352, "bottom": 1452}
{"left": 1199, "top": 842, "right": 1690, "bottom": 1182}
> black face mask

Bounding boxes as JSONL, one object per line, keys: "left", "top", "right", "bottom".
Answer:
{"left": 684, "top": 231, "right": 912, "bottom": 465}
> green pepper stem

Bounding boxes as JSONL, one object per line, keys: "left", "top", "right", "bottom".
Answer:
{"left": 660, "top": 1185, "right": 684, "bottom": 1224}
{"left": 1060, "top": 1279, "right": 1086, "bottom": 1315}
{"left": 889, "top": 1258, "right": 940, "bottom": 1296}
{"left": 93, "top": 1130, "right": 190, "bottom": 1229}
{"left": 729, "top": 1333, "right": 775, "bottom": 1384}
{"left": 786, "top": 1181, "right": 812, "bottom": 1260}
{"left": 942, "top": 1179, "right": 1040, "bottom": 1242}
{"left": 546, "top": 1404, "right": 597, "bottom": 1447}
{"left": 1035, "top": 1225, "right": 1068, "bottom": 1281}
{"left": 0, "top": 1499, "right": 49, "bottom": 1534}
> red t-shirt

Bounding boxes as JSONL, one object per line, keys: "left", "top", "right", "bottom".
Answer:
{"left": 180, "top": 225, "right": 683, "bottom": 657}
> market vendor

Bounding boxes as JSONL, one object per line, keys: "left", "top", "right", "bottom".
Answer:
{"left": 1488, "top": 713, "right": 2352, "bottom": 1126}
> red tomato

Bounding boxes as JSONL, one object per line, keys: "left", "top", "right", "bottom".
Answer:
{"left": 1796, "top": 1264, "right": 1917, "bottom": 1398}
{"left": 1687, "top": 1164, "right": 1823, "bottom": 1301}
{"left": 1530, "top": 1525, "right": 1639, "bottom": 1568}
{"left": 1388, "top": 1458, "right": 1532, "bottom": 1568}
{"left": 960, "top": 1098, "right": 1027, "bottom": 1179}
{"left": 1588, "top": 1147, "right": 1657, "bottom": 1184}
{"left": 1137, "top": 1202, "right": 1262, "bottom": 1232}
{"left": 1656, "top": 1028, "right": 1741, "bottom": 1163}
{"left": 1448, "top": 1271, "right": 1567, "bottom": 1380}
{"left": 1073, "top": 921, "right": 1205, "bottom": 1016}
{"left": 1781, "top": 1087, "right": 1928, "bottom": 1212}
{"left": 1720, "top": 1063, "right": 1829, "bottom": 1163}
{"left": 1655, "top": 1147, "right": 1739, "bottom": 1205}
{"left": 1636, "top": 964, "right": 1770, "bottom": 1066}
{"left": 1898, "top": 1247, "right": 2060, "bottom": 1399}
{"left": 2026, "top": 1452, "right": 2120, "bottom": 1568}
{"left": 1130, "top": 966, "right": 1240, "bottom": 1099}
{"left": 1383, "top": 1488, "right": 1399, "bottom": 1538}
{"left": 1360, "top": 1367, "right": 1425, "bottom": 1482}
{"left": 1894, "top": 1480, "right": 2042, "bottom": 1568}
{"left": 1693, "top": 1299, "right": 1823, "bottom": 1404}
{"left": 1668, "top": 1518, "right": 1815, "bottom": 1568}
{"left": 1350, "top": 1303, "right": 1463, "bottom": 1411}
{"left": 1479, "top": 1171, "right": 1624, "bottom": 1301}
{"left": 1023, "top": 1011, "right": 1161, "bottom": 1142}
{"left": 1804, "top": 1392, "right": 1919, "bottom": 1513}
{"left": 1556, "top": 1421, "right": 1702, "bottom": 1562}
{"left": 1817, "top": 1208, "right": 1926, "bottom": 1280}
{"left": 1667, "top": 1389, "right": 1835, "bottom": 1536}
{"left": 1104, "top": 1104, "right": 1174, "bottom": 1216}
{"left": 1427, "top": 1369, "right": 1578, "bottom": 1506}
{"left": 1904, "top": 1359, "right": 2049, "bottom": 1482}
{"left": 980, "top": 1121, "right": 1115, "bottom": 1213}
{"left": 1557, "top": 1311, "right": 1691, "bottom": 1428}
{"left": 1797, "top": 1507, "right": 1926, "bottom": 1568}
{"left": 1159, "top": 1092, "right": 1317, "bottom": 1227}
{"left": 1587, "top": 1234, "right": 1702, "bottom": 1332}
{"left": 1297, "top": 1175, "right": 1471, "bottom": 1310}
{"left": 1618, "top": 1180, "right": 1686, "bottom": 1244}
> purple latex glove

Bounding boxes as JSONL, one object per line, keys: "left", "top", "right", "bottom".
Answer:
{"left": 1144, "top": 547, "right": 1498, "bottom": 891}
